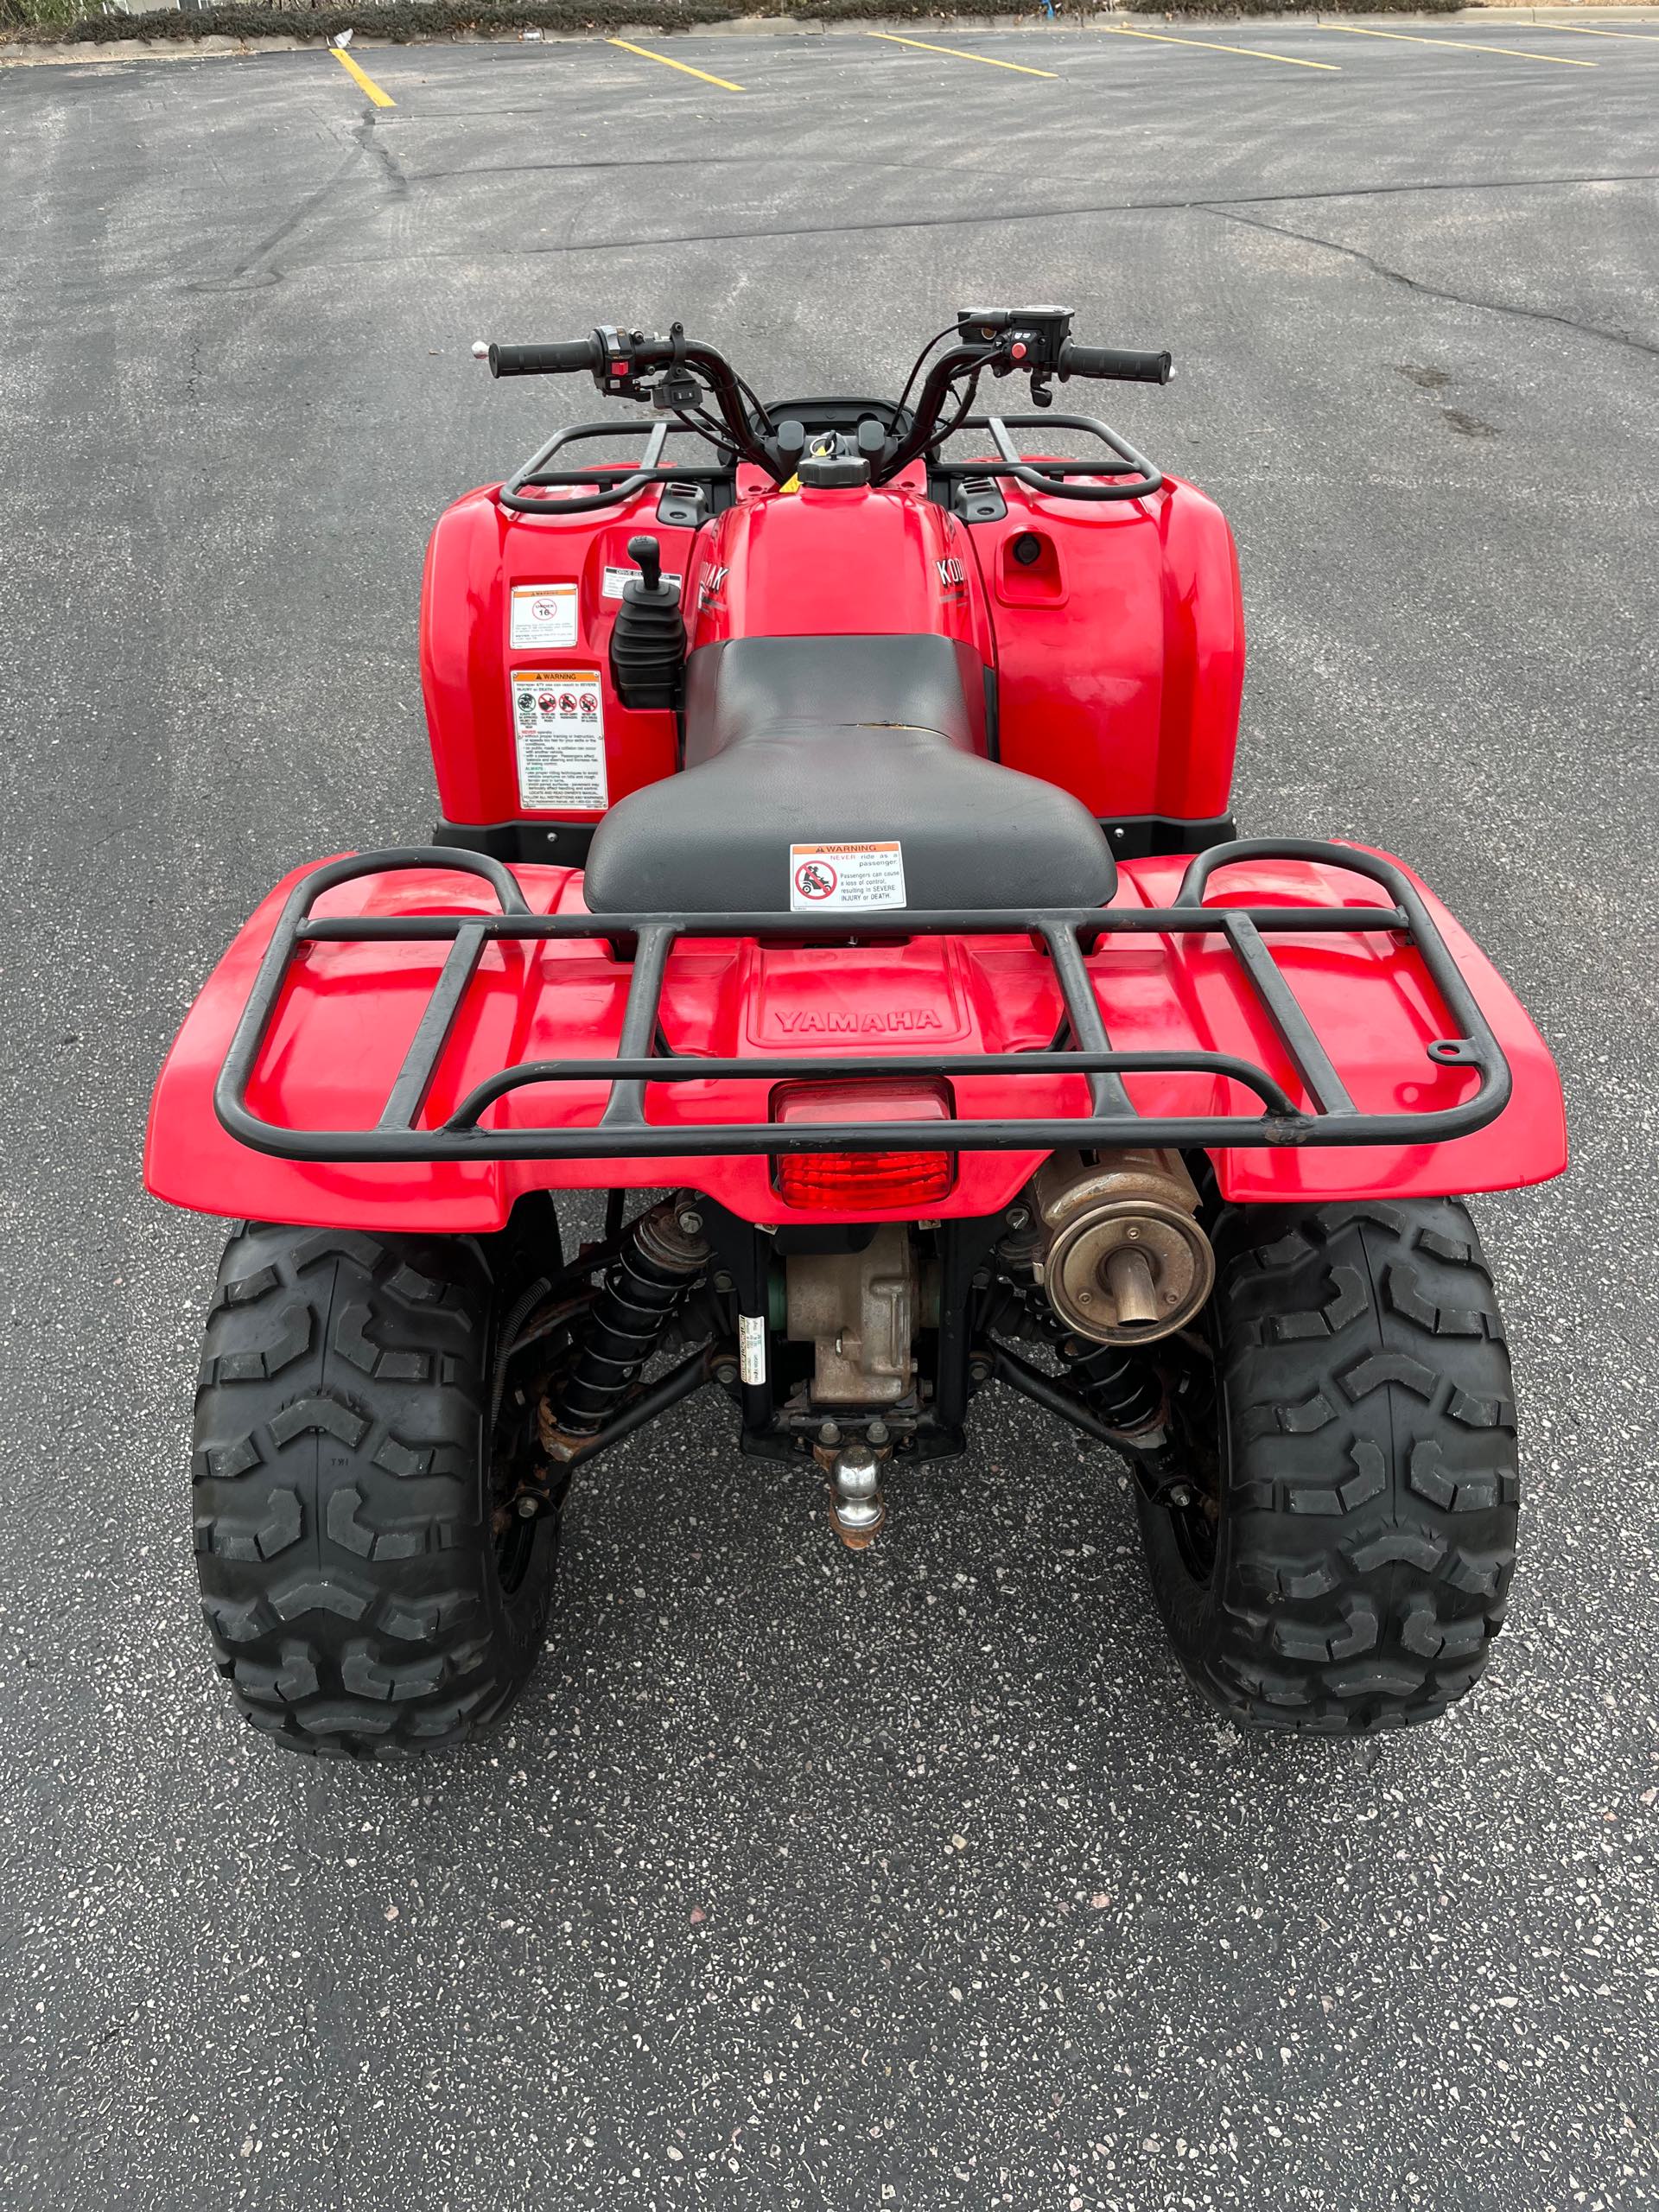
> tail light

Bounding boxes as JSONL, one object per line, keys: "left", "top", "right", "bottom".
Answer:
{"left": 771, "top": 1077, "right": 956, "bottom": 1212}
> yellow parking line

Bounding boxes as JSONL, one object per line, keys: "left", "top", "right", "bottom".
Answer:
{"left": 1548, "top": 20, "right": 1659, "bottom": 36}
{"left": 329, "top": 47, "right": 395, "bottom": 106}
{"left": 1100, "top": 24, "right": 1339, "bottom": 69}
{"left": 868, "top": 30, "right": 1059, "bottom": 77}
{"left": 1315, "top": 22, "right": 1595, "bottom": 67}
{"left": 607, "top": 38, "right": 746, "bottom": 91}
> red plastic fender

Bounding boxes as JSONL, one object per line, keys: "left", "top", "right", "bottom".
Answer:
{"left": 146, "top": 851, "right": 1566, "bottom": 1235}
{"left": 973, "top": 473, "right": 1243, "bottom": 823}
{"left": 419, "top": 481, "right": 695, "bottom": 831}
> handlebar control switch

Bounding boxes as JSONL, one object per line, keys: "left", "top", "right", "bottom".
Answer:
{"left": 651, "top": 368, "right": 702, "bottom": 413}
{"left": 609, "top": 535, "right": 686, "bottom": 711}
{"left": 957, "top": 304, "right": 1075, "bottom": 374}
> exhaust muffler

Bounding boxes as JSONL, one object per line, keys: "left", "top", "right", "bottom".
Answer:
{"left": 1028, "top": 1148, "right": 1214, "bottom": 1344}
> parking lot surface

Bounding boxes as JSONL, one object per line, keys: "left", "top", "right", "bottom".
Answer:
{"left": 1, "top": 23, "right": 1656, "bottom": 2210}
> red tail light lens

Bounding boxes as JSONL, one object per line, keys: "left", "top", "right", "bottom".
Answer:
{"left": 771, "top": 1077, "right": 956, "bottom": 1212}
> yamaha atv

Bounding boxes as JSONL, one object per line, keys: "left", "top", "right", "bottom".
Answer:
{"left": 148, "top": 308, "right": 1566, "bottom": 1755}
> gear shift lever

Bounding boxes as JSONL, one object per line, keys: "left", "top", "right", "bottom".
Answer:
{"left": 628, "top": 534, "right": 664, "bottom": 594}
{"left": 610, "top": 535, "right": 684, "bottom": 709}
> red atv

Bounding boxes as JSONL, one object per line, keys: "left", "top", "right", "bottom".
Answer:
{"left": 148, "top": 308, "right": 1566, "bottom": 1756}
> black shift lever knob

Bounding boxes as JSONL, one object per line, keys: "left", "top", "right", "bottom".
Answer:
{"left": 612, "top": 532, "right": 684, "bottom": 709}
{"left": 627, "top": 534, "right": 664, "bottom": 594}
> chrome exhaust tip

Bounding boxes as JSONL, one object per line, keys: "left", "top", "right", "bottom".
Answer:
{"left": 1030, "top": 1149, "right": 1215, "bottom": 1345}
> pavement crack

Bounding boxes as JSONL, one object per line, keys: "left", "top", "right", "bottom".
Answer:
{"left": 339, "top": 167, "right": 1659, "bottom": 272}
{"left": 353, "top": 108, "right": 409, "bottom": 200}
{"left": 399, "top": 153, "right": 1659, "bottom": 208}
{"left": 1202, "top": 201, "right": 1659, "bottom": 363}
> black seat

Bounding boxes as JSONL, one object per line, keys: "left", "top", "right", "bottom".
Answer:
{"left": 582, "top": 635, "right": 1117, "bottom": 914}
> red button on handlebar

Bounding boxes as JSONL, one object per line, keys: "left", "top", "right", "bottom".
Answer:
{"left": 1011, "top": 341, "right": 1027, "bottom": 361}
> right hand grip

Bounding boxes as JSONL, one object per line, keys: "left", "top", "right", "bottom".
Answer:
{"left": 483, "top": 337, "right": 603, "bottom": 378}
{"left": 1058, "top": 342, "right": 1173, "bottom": 385}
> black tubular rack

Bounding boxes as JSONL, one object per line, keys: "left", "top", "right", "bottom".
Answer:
{"left": 214, "top": 839, "right": 1511, "bottom": 1166}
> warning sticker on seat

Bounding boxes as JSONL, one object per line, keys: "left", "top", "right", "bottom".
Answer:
{"left": 789, "top": 842, "right": 906, "bottom": 912}
{"left": 509, "top": 582, "right": 578, "bottom": 649}
{"left": 512, "top": 671, "right": 608, "bottom": 812}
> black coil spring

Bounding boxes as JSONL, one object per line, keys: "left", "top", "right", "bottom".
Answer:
{"left": 1062, "top": 1338, "right": 1165, "bottom": 1434}
{"left": 556, "top": 1215, "right": 703, "bottom": 1437}
{"left": 1018, "top": 1284, "right": 1164, "bottom": 1434}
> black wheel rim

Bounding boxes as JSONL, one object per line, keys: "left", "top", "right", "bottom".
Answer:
{"left": 488, "top": 1313, "right": 555, "bottom": 1600}
{"left": 1163, "top": 1328, "right": 1224, "bottom": 1587}
{"left": 1170, "top": 1487, "right": 1218, "bottom": 1583}
{"left": 493, "top": 1499, "right": 540, "bottom": 1595}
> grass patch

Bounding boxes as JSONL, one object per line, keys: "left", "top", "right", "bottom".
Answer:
{"left": 1126, "top": 0, "right": 1459, "bottom": 13}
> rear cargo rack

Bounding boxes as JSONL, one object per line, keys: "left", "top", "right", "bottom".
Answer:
{"left": 214, "top": 840, "right": 1511, "bottom": 1165}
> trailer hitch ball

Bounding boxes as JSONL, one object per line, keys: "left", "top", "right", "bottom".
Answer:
{"left": 1029, "top": 1148, "right": 1215, "bottom": 1345}
{"left": 830, "top": 1441, "right": 885, "bottom": 1548}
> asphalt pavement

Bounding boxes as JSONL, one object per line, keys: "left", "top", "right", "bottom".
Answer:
{"left": 1, "top": 23, "right": 1656, "bottom": 2210}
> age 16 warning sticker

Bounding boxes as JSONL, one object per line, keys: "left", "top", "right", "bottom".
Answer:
{"left": 789, "top": 841, "right": 906, "bottom": 912}
{"left": 512, "top": 671, "right": 608, "bottom": 812}
{"left": 509, "top": 582, "right": 578, "bottom": 648}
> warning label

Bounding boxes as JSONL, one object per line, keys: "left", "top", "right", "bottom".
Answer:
{"left": 788, "top": 841, "right": 906, "bottom": 912}
{"left": 739, "top": 1313, "right": 767, "bottom": 1386}
{"left": 509, "top": 582, "right": 578, "bottom": 649}
{"left": 602, "top": 563, "right": 682, "bottom": 601}
{"left": 512, "top": 670, "right": 608, "bottom": 812}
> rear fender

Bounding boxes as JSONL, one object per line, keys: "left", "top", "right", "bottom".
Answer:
{"left": 144, "top": 851, "right": 1565, "bottom": 1234}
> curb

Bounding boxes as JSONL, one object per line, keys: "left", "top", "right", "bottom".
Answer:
{"left": 3, "top": 4, "right": 1656, "bottom": 63}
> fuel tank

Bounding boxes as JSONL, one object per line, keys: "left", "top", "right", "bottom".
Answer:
{"left": 684, "top": 467, "right": 1244, "bottom": 837}
{"left": 686, "top": 475, "right": 993, "bottom": 664}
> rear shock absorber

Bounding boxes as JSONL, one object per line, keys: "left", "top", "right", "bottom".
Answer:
{"left": 552, "top": 1198, "right": 710, "bottom": 1440}
{"left": 1060, "top": 1334, "right": 1166, "bottom": 1440}
{"left": 1041, "top": 1305, "right": 1198, "bottom": 1503}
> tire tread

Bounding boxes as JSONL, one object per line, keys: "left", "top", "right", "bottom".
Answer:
{"left": 191, "top": 1223, "right": 554, "bottom": 1758}
{"left": 1139, "top": 1198, "right": 1519, "bottom": 1733}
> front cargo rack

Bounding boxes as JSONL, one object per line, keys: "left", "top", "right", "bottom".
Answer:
{"left": 214, "top": 840, "right": 1512, "bottom": 1166}
{"left": 498, "top": 418, "right": 734, "bottom": 518}
{"left": 930, "top": 411, "right": 1163, "bottom": 503}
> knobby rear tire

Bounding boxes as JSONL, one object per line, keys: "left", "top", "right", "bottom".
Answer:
{"left": 191, "top": 1223, "right": 559, "bottom": 1757}
{"left": 1136, "top": 1198, "right": 1520, "bottom": 1734}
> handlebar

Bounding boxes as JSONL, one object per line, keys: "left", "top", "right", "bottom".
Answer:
{"left": 473, "top": 310, "right": 1174, "bottom": 494}
{"left": 878, "top": 325, "right": 1173, "bottom": 481}
{"left": 474, "top": 324, "right": 779, "bottom": 474}
{"left": 482, "top": 338, "right": 603, "bottom": 378}
{"left": 1058, "top": 342, "right": 1173, "bottom": 385}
